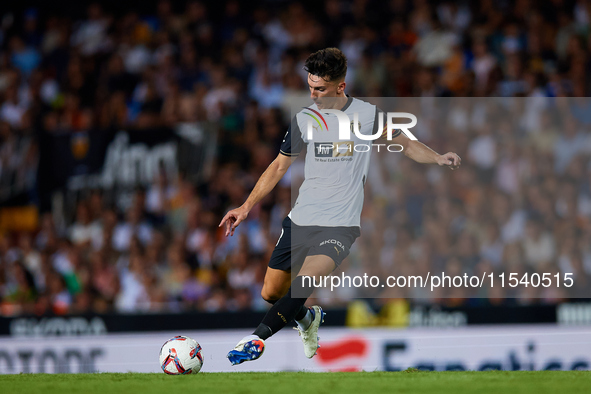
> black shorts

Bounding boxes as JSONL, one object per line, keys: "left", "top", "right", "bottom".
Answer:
{"left": 268, "top": 216, "right": 360, "bottom": 272}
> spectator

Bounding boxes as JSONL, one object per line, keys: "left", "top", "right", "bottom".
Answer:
{"left": 69, "top": 201, "right": 102, "bottom": 248}
{"left": 112, "top": 205, "right": 153, "bottom": 252}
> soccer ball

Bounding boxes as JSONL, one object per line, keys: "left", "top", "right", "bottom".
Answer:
{"left": 159, "top": 335, "right": 203, "bottom": 374}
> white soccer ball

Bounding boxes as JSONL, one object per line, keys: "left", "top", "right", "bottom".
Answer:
{"left": 159, "top": 335, "right": 203, "bottom": 374}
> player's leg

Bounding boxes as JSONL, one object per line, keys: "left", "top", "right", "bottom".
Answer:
{"left": 227, "top": 219, "right": 358, "bottom": 365}
{"left": 227, "top": 217, "right": 301, "bottom": 365}
{"left": 260, "top": 266, "right": 292, "bottom": 304}
{"left": 250, "top": 255, "right": 334, "bottom": 345}
{"left": 227, "top": 255, "right": 333, "bottom": 365}
{"left": 290, "top": 227, "right": 361, "bottom": 358}
{"left": 290, "top": 254, "right": 334, "bottom": 357}
{"left": 259, "top": 266, "right": 321, "bottom": 355}
{"left": 227, "top": 271, "right": 291, "bottom": 366}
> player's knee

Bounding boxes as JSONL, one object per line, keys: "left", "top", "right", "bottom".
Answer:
{"left": 260, "top": 288, "right": 280, "bottom": 304}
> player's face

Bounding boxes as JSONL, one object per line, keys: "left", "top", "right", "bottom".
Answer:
{"left": 308, "top": 74, "right": 345, "bottom": 109}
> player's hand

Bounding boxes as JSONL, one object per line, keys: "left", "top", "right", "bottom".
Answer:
{"left": 219, "top": 206, "right": 249, "bottom": 237}
{"left": 437, "top": 152, "right": 461, "bottom": 170}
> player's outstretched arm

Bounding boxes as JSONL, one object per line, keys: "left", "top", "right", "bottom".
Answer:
{"left": 219, "top": 153, "right": 296, "bottom": 236}
{"left": 391, "top": 132, "right": 461, "bottom": 170}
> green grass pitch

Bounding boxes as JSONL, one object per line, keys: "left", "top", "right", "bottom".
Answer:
{"left": 2, "top": 371, "right": 591, "bottom": 394}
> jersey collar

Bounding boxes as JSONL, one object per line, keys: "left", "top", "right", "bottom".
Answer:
{"left": 340, "top": 95, "right": 353, "bottom": 112}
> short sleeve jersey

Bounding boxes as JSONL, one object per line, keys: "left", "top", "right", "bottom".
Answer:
{"left": 280, "top": 97, "right": 400, "bottom": 227}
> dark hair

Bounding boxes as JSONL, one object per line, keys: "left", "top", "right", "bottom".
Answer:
{"left": 303, "top": 48, "right": 348, "bottom": 82}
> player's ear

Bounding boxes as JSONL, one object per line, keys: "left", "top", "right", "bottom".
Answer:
{"left": 337, "top": 80, "right": 346, "bottom": 94}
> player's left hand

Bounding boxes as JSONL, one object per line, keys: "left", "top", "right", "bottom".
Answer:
{"left": 437, "top": 152, "right": 461, "bottom": 170}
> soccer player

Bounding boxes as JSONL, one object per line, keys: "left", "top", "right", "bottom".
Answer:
{"left": 220, "top": 48, "right": 461, "bottom": 365}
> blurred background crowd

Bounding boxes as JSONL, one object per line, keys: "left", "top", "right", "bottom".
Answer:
{"left": 1, "top": 0, "right": 591, "bottom": 316}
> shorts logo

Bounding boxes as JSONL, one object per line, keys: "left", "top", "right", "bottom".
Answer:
{"left": 320, "top": 239, "right": 345, "bottom": 252}
{"left": 315, "top": 142, "right": 354, "bottom": 157}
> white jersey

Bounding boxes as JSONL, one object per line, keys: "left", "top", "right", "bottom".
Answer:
{"left": 280, "top": 97, "right": 400, "bottom": 228}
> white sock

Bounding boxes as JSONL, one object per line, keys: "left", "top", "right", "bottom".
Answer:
{"left": 296, "top": 309, "right": 313, "bottom": 331}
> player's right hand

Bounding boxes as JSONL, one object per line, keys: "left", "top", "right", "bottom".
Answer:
{"left": 219, "top": 206, "right": 249, "bottom": 237}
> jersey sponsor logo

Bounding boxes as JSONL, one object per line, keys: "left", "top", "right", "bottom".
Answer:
{"left": 303, "top": 108, "right": 329, "bottom": 132}
{"left": 315, "top": 142, "right": 354, "bottom": 158}
{"left": 315, "top": 142, "right": 333, "bottom": 157}
{"left": 334, "top": 142, "right": 353, "bottom": 157}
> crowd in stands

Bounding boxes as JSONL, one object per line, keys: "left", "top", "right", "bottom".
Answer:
{"left": 1, "top": 0, "right": 591, "bottom": 315}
